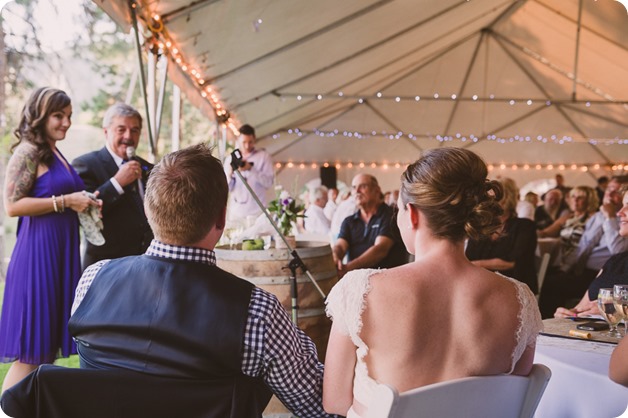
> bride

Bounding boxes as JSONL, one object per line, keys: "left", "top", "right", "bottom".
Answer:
{"left": 323, "top": 148, "right": 543, "bottom": 417}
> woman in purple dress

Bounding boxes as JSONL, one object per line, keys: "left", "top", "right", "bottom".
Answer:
{"left": 0, "top": 88, "right": 99, "bottom": 391}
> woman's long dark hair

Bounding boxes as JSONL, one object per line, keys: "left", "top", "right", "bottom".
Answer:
{"left": 11, "top": 87, "right": 71, "bottom": 167}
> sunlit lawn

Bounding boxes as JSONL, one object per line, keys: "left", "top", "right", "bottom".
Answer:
{"left": 0, "top": 281, "right": 80, "bottom": 389}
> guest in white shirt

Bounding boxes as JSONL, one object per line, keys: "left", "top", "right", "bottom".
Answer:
{"left": 323, "top": 188, "right": 338, "bottom": 221}
{"left": 304, "top": 186, "right": 331, "bottom": 235}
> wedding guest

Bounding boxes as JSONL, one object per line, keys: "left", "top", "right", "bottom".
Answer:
{"left": 539, "top": 178, "right": 628, "bottom": 318}
{"left": 465, "top": 177, "right": 538, "bottom": 293}
{"left": 304, "top": 185, "right": 331, "bottom": 235}
{"left": 72, "top": 102, "right": 153, "bottom": 270}
{"left": 596, "top": 176, "right": 609, "bottom": 208}
{"left": 535, "top": 189, "right": 569, "bottom": 231}
{"left": 332, "top": 174, "right": 406, "bottom": 279}
{"left": 0, "top": 88, "right": 98, "bottom": 391}
{"left": 524, "top": 191, "right": 539, "bottom": 209}
{"left": 324, "top": 187, "right": 339, "bottom": 221}
{"left": 554, "top": 188, "right": 628, "bottom": 318}
{"left": 501, "top": 178, "right": 533, "bottom": 220}
{"left": 323, "top": 148, "right": 542, "bottom": 416}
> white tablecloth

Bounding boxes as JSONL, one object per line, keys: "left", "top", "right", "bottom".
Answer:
{"left": 535, "top": 335, "right": 628, "bottom": 418}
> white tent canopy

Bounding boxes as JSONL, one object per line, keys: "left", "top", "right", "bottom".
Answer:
{"left": 96, "top": 0, "right": 628, "bottom": 191}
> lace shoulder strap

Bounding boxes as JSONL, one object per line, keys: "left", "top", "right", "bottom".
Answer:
{"left": 505, "top": 277, "right": 543, "bottom": 373}
{"left": 325, "top": 269, "right": 377, "bottom": 340}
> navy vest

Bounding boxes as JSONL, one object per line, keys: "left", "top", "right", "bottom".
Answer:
{"left": 69, "top": 255, "right": 254, "bottom": 379}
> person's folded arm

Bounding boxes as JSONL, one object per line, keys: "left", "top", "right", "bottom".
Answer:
{"left": 345, "top": 235, "right": 394, "bottom": 272}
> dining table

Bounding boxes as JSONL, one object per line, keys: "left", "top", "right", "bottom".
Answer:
{"left": 534, "top": 318, "right": 628, "bottom": 418}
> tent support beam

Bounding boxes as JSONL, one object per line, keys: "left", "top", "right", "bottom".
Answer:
{"left": 255, "top": 30, "right": 480, "bottom": 133}
{"left": 562, "top": 104, "right": 628, "bottom": 129}
{"left": 129, "top": 0, "right": 156, "bottom": 157}
{"left": 233, "top": 0, "right": 505, "bottom": 111}
{"left": 161, "top": 0, "right": 221, "bottom": 23}
{"left": 491, "top": 30, "right": 617, "bottom": 103}
{"left": 443, "top": 31, "right": 486, "bottom": 137}
{"left": 269, "top": 103, "right": 362, "bottom": 158}
{"left": 208, "top": 0, "right": 394, "bottom": 84}
{"left": 572, "top": 0, "right": 583, "bottom": 102}
{"left": 364, "top": 102, "right": 423, "bottom": 152}
{"left": 463, "top": 105, "right": 546, "bottom": 150}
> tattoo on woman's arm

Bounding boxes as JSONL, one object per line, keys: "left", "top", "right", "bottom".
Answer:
{"left": 6, "top": 145, "right": 38, "bottom": 203}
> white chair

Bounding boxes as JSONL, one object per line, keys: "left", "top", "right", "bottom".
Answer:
{"left": 365, "top": 363, "right": 551, "bottom": 418}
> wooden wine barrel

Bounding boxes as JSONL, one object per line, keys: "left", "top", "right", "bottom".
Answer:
{"left": 214, "top": 240, "right": 338, "bottom": 362}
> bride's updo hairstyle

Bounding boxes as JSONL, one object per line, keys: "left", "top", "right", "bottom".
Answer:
{"left": 400, "top": 148, "right": 503, "bottom": 241}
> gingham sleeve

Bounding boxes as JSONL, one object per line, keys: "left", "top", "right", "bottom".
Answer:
{"left": 71, "top": 259, "right": 110, "bottom": 315}
{"left": 241, "top": 287, "right": 332, "bottom": 417}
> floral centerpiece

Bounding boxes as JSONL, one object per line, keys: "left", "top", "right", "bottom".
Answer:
{"left": 266, "top": 188, "right": 305, "bottom": 237}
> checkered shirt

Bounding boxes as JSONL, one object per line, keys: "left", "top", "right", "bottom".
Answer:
{"left": 72, "top": 240, "right": 332, "bottom": 417}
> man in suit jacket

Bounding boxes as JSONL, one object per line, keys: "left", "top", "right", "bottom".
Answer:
{"left": 72, "top": 103, "right": 153, "bottom": 270}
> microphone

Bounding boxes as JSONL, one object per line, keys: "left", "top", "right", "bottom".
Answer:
{"left": 126, "top": 146, "right": 138, "bottom": 162}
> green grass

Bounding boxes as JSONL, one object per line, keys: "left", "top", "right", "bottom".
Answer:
{"left": 0, "top": 282, "right": 80, "bottom": 389}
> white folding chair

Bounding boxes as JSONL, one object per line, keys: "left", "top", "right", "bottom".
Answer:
{"left": 365, "top": 363, "right": 551, "bottom": 418}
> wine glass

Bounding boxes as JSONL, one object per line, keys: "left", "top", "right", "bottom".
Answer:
{"left": 598, "top": 288, "right": 623, "bottom": 338}
{"left": 614, "top": 285, "right": 628, "bottom": 336}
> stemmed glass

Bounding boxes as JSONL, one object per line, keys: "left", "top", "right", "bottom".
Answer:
{"left": 598, "top": 288, "right": 624, "bottom": 338}
{"left": 613, "top": 285, "right": 628, "bottom": 336}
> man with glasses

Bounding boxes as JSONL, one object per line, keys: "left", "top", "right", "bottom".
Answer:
{"left": 72, "top": 102, "right": 153, "bottom": 270}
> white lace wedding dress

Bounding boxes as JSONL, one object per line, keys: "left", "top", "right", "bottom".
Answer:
{"left": 325, "top": 268, "right": 543, "bottom": 418}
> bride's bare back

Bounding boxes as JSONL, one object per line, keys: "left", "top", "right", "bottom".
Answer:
{"left": 361, "top": 255, "right": 523, "bottom": 393}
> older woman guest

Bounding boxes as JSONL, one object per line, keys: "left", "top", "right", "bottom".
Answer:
{"left": 554, "top": 188, "right": 628, "bottom": 319}
{"left": 323, "top": 148, "right": 542, "bottom": 417}
{"left": 465, "top": 177, "right": 539, "bottom": 293}
{"left": 0, "top": 88, "right": 98, "bottom": 391}
{"left": 541, "top": 186, "right": 598, "bottom": 264}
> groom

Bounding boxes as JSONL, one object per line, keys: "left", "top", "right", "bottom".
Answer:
{"left": 69, "top": 144, "right": 330, "bottom": 416}
{"left": 72, "top": 102, "right": 153, "bottom": 270}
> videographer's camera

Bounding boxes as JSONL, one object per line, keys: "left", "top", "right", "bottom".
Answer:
{"left": 230, "top": 149, "right": 254, "bottom": 170}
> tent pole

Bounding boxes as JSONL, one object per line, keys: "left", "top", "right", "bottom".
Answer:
{"left": 155, "top": 55, "right": 168, "bottom": 141}
{"left": 147, "top": 50, "right": 157, "bottom": 148}
{"left": 171, "top": 85, "right": 181, "bottom": 152}
{"left": 572, "top": 0, "right": 583, "bottom": 102}
{"left": 128, "top": 0, "right": 156, "bottom": 157}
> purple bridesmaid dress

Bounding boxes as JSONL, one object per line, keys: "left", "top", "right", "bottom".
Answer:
{"left": 0, "top": 151, "right": 84, "bottom": 364}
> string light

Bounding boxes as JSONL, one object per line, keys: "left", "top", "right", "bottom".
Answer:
{"left": 270, "top": 162, "right": 619, "bottom": 172}
{"left": 268, "top": 128, "right": 625, "bottom": 145}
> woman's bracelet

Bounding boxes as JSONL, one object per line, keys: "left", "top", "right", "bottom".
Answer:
{"left": 52, "top": 195, "right": 59, "bottom": 213}
{"left": 60, "top": 194, "right": 66, "bottom": 212}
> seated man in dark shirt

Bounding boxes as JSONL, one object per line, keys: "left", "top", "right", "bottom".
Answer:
{"left": 68, "top": 144, "right": 332, "bottom": 416}
{"left": 332, "top": 174, "right": 407, "bottom": 279}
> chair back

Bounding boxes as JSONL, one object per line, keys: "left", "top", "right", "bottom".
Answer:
{"left": 365, "top": 363, "right": 551, "bottom": 418}
{"left": 0, "top": 364, "right": 272, "bottom": 418}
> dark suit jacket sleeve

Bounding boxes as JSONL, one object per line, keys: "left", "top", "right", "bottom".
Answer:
{"left": 72, "top": 154, "right": 124, "bottom": 215}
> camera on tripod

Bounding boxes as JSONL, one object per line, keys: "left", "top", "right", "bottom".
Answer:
{"left": 230, "top": 149, "right": 254, "bottom": 169}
